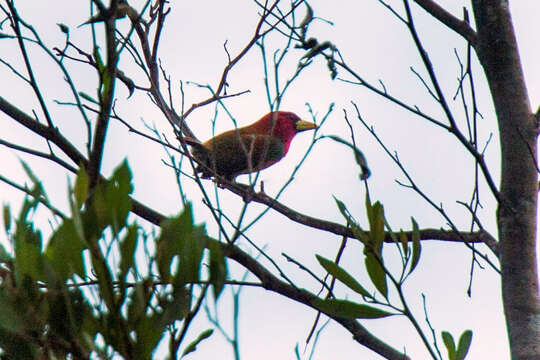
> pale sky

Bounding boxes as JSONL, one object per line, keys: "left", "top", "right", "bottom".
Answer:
{"left": 1, "top": 1, "right": 539, "bottom": 359}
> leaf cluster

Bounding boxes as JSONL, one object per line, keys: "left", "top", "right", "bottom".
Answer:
{"left": 0, "top": 161, "right": 226, "bottom": 359}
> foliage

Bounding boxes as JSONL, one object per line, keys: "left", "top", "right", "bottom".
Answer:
{"left": 0, "top": 161, "right": 225, "bottom": 359}
{"left": 314, "top": 194, "right": 475, "bottom": 359}
{"left": 441, "top": 330, "right": 473, "bottom": 360}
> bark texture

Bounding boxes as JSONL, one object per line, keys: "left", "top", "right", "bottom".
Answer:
{"left": 472, "top": 1, "right": 539, "bottom": 359}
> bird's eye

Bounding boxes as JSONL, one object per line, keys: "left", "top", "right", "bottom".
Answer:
{"left": 287, "top": 113, "right": 298, "bottom": 123}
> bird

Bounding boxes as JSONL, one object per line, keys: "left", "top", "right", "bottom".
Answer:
{"left": 188, "top": 111, "right": 318, "bottom": 181}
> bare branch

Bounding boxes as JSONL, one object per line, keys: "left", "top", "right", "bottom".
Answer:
{"left": 412, "top": 0, "right": 477, "bottom": 45}
{"left": 353, "top": 103, "right": 500, "bottom": 262}
{"left": 307, "top": 235, "right": 349, "bottom": 344}
{"left": 0, "top": 95, "right": 87, "bottom": 167}
{"left": 179, "top": 0, "right": 303, "bottom": 125}
{"left": 282, "top": 252, "right": 333, "bottom": 294}
{"left": 6, "top": 2, "right": 54, "bottom": 127}
{"left": 0, "top": 138, "right": 77, "bottom": 173}
{"left": 87, "top": 0, "right": 122, "bottom": 188}
{"left": 403, "top": 0, "right": 500, "bottom": 202}
{"left": 224, "top": 182, "right": 498, "bottom": 250}
{"left": 0, "top": 173, "right": 66, "bottom": 219}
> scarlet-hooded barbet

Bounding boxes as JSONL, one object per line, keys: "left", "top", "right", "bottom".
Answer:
{"left": 189, "top": 111, "right": 318, "bottom": 180}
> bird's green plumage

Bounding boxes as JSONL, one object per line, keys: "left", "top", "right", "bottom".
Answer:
{"left": 191, "top": 130, "right": 285, "bottom": 180}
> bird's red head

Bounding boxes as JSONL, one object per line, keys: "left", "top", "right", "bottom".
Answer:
{"left": 192, "top": 111, "right": 318, "bottom": 180}
{"left": 247, "top": 111, "right": 318, "bottom": 154}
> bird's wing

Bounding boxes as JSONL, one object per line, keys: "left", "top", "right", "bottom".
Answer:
{"left": 200, "top": 132, "right": 285, "bottom": 179}
{"left": 245, "top": 134, "right": 285, "bottom": 171}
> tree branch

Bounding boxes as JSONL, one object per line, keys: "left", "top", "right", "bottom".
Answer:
{"left": 220, "top": 240, "right": 410, "bottom": 360}
{"left": 412, "top": 0, "right": 477, "bottom": 45}
{"left": 0, "top": 93, "right": 499, "bottom": 256}
{"left": 0, "top": 95, "right": 87, "bottom": 166}
{"left": 403, "top": 0, "right": 500, "bottom": 203}
{"left": 0, "top": 173, "right": 66, "bottom": 219}
{"left": 87, "top": 0, "right": 122, "bottom": 188}
{"left": 6, "top": 1, "right": 54, "bottom": 127}
{"left": 224, "top": 182, "right": 498, "bottom": 251}
{"left": 472, "top": 1, "right": 539, "bottom": 357}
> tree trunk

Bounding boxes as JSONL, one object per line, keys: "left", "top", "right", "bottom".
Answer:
{"left": 472, "top": 1, "right": 539, "bottom": 359}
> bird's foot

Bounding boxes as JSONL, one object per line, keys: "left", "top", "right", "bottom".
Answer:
{"left": 227, "top": 182, "right": 255, "bottom": 202}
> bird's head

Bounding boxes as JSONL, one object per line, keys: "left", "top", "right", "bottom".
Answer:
{"left": 250, "top": 111, "right": 318, "bottom": 152}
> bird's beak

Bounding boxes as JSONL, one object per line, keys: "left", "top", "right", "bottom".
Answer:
{"left": 295, "top": 120, "right": 318, "bottom": 132}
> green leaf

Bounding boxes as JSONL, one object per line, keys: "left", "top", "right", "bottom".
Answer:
{"left": 157, "top": 203, "right": 204, "bottom": 285}
{"left": 15, "top": 239, "right": 42, "bottom": 280}
{"left": 91, "top": 186, "right": 110, "bottom": 232}
{"left": 0, "top": 291, "right": 22, "bottom": 332}
{"left": 367, "top": 201, "right": 385, "bottom": 254}
{"left": 209, "top": 240, "right": 227, "bottom": 300}
{"left": 333, "top": 196, "right": 367, "bottom": 244}
{"left": 0, "top": 242, "right": 11, "bottom": 262}
{"left": 74, "top": 166, "right": 89, "bottom": 207}
{"left": 20, "top": 160, "right": 44, "bottom": 198}
{"left": 94, "top": 46, "right": 104, "bottom": 73}
{"left": 90, "top": 254, "right": 115, "bottom": 311}
{"left": 81, "top": 309, "right": 100, "bottom": 340}
{"left": 78, "top": 91, "right": 99, "bottom": 105}
{"left": 365, "top": 192, "right": 373, "bottom": 226}
{"left": 46, "top": 219, "right": 86, "bottom": 279}
{"left": 64, "top": 287, "right": 93, "bottom": 334}
{"left": 442, "top": 331, "right": 457, "bottom": 360}
{"left": 67, "top": 179, "right": 86, "bottom": 247}
{"left": 92, "top": 160, "right": 133, "bottom": 234}
{"left": 57, "top": 23, "right": 69, "bottom": 34}
{"left": 158, "top": 205, "right": 195, "bottom": 277}
{"left": 294, "top": 343, "right": 301, "bottom": 360}
{"left": 134, "top": 313, "right": 163, "bottom": 358}
{"left": 384, "top": 219, "right": 398, "bottom": 244}
{"left": 316, "top": 255, "right": 370, "bottom": 298}
{"left": 311, "top": 298, "right": 393, "bottom": 319}
{"left": 399, "top": 230, "right": 408, "bottom": 256}
{"left": 3, "top": 204, "right": 11, "bottom": 233}
{"left": 174, "top": 224, "right": 204, "bottom": 286}
{"left": 119, "top": 224, "right": 138, "bottom": 280}
{"left": 408, "top": 218, "right": 422, "bottom": 275}
{"left": 160, "top": 285, "right": 190, "bottom": 325}
{"left": 0, "top": 327, "right": 35, "bottom": 358}
{"left": 365, "top": 252, "right": 387, "bottom": 298}
{"left": 14, "top": 221, "right": 43, "bottom": 280}
{"left": 46, "top": 284, "right": 88, "bottom": 339}
{"left": 106, "top": 160, "right": 133, "bottom": 233}
{"left": 326, "top": 135, "right": 370, "bottom": 179}
{"left": 333, "top": 196, "right": 348, "bottom": 219}
{"left": 127, "top": 282, "right": 152, "bottom": 327}
{"left": 334, "top": 196, "right": 359, "bottom": 228}
{"left": 100, "top": 66, "right": 113, "bottom": 102}
{"left": 181, "top": 329, "right": 214, "bottom": 358}
{"left": 456, "top": 330, "right": 473, "bottom": 360}
{"left": 156, "top": 221, "right": 182, "bottom": 280}
{"left": 299, "top": 3, "right": 313, "bottom": 34}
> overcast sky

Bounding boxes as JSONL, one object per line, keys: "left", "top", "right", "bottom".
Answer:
{"left": 1, "top": 1, "right": 539, "bottom": 359}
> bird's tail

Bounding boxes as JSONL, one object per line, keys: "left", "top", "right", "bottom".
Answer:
{"left": 180, "top": 137, "right": 213, "bottom": 178}
{"left": 181, "top": 136, "right": 204, "bottom": 149}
